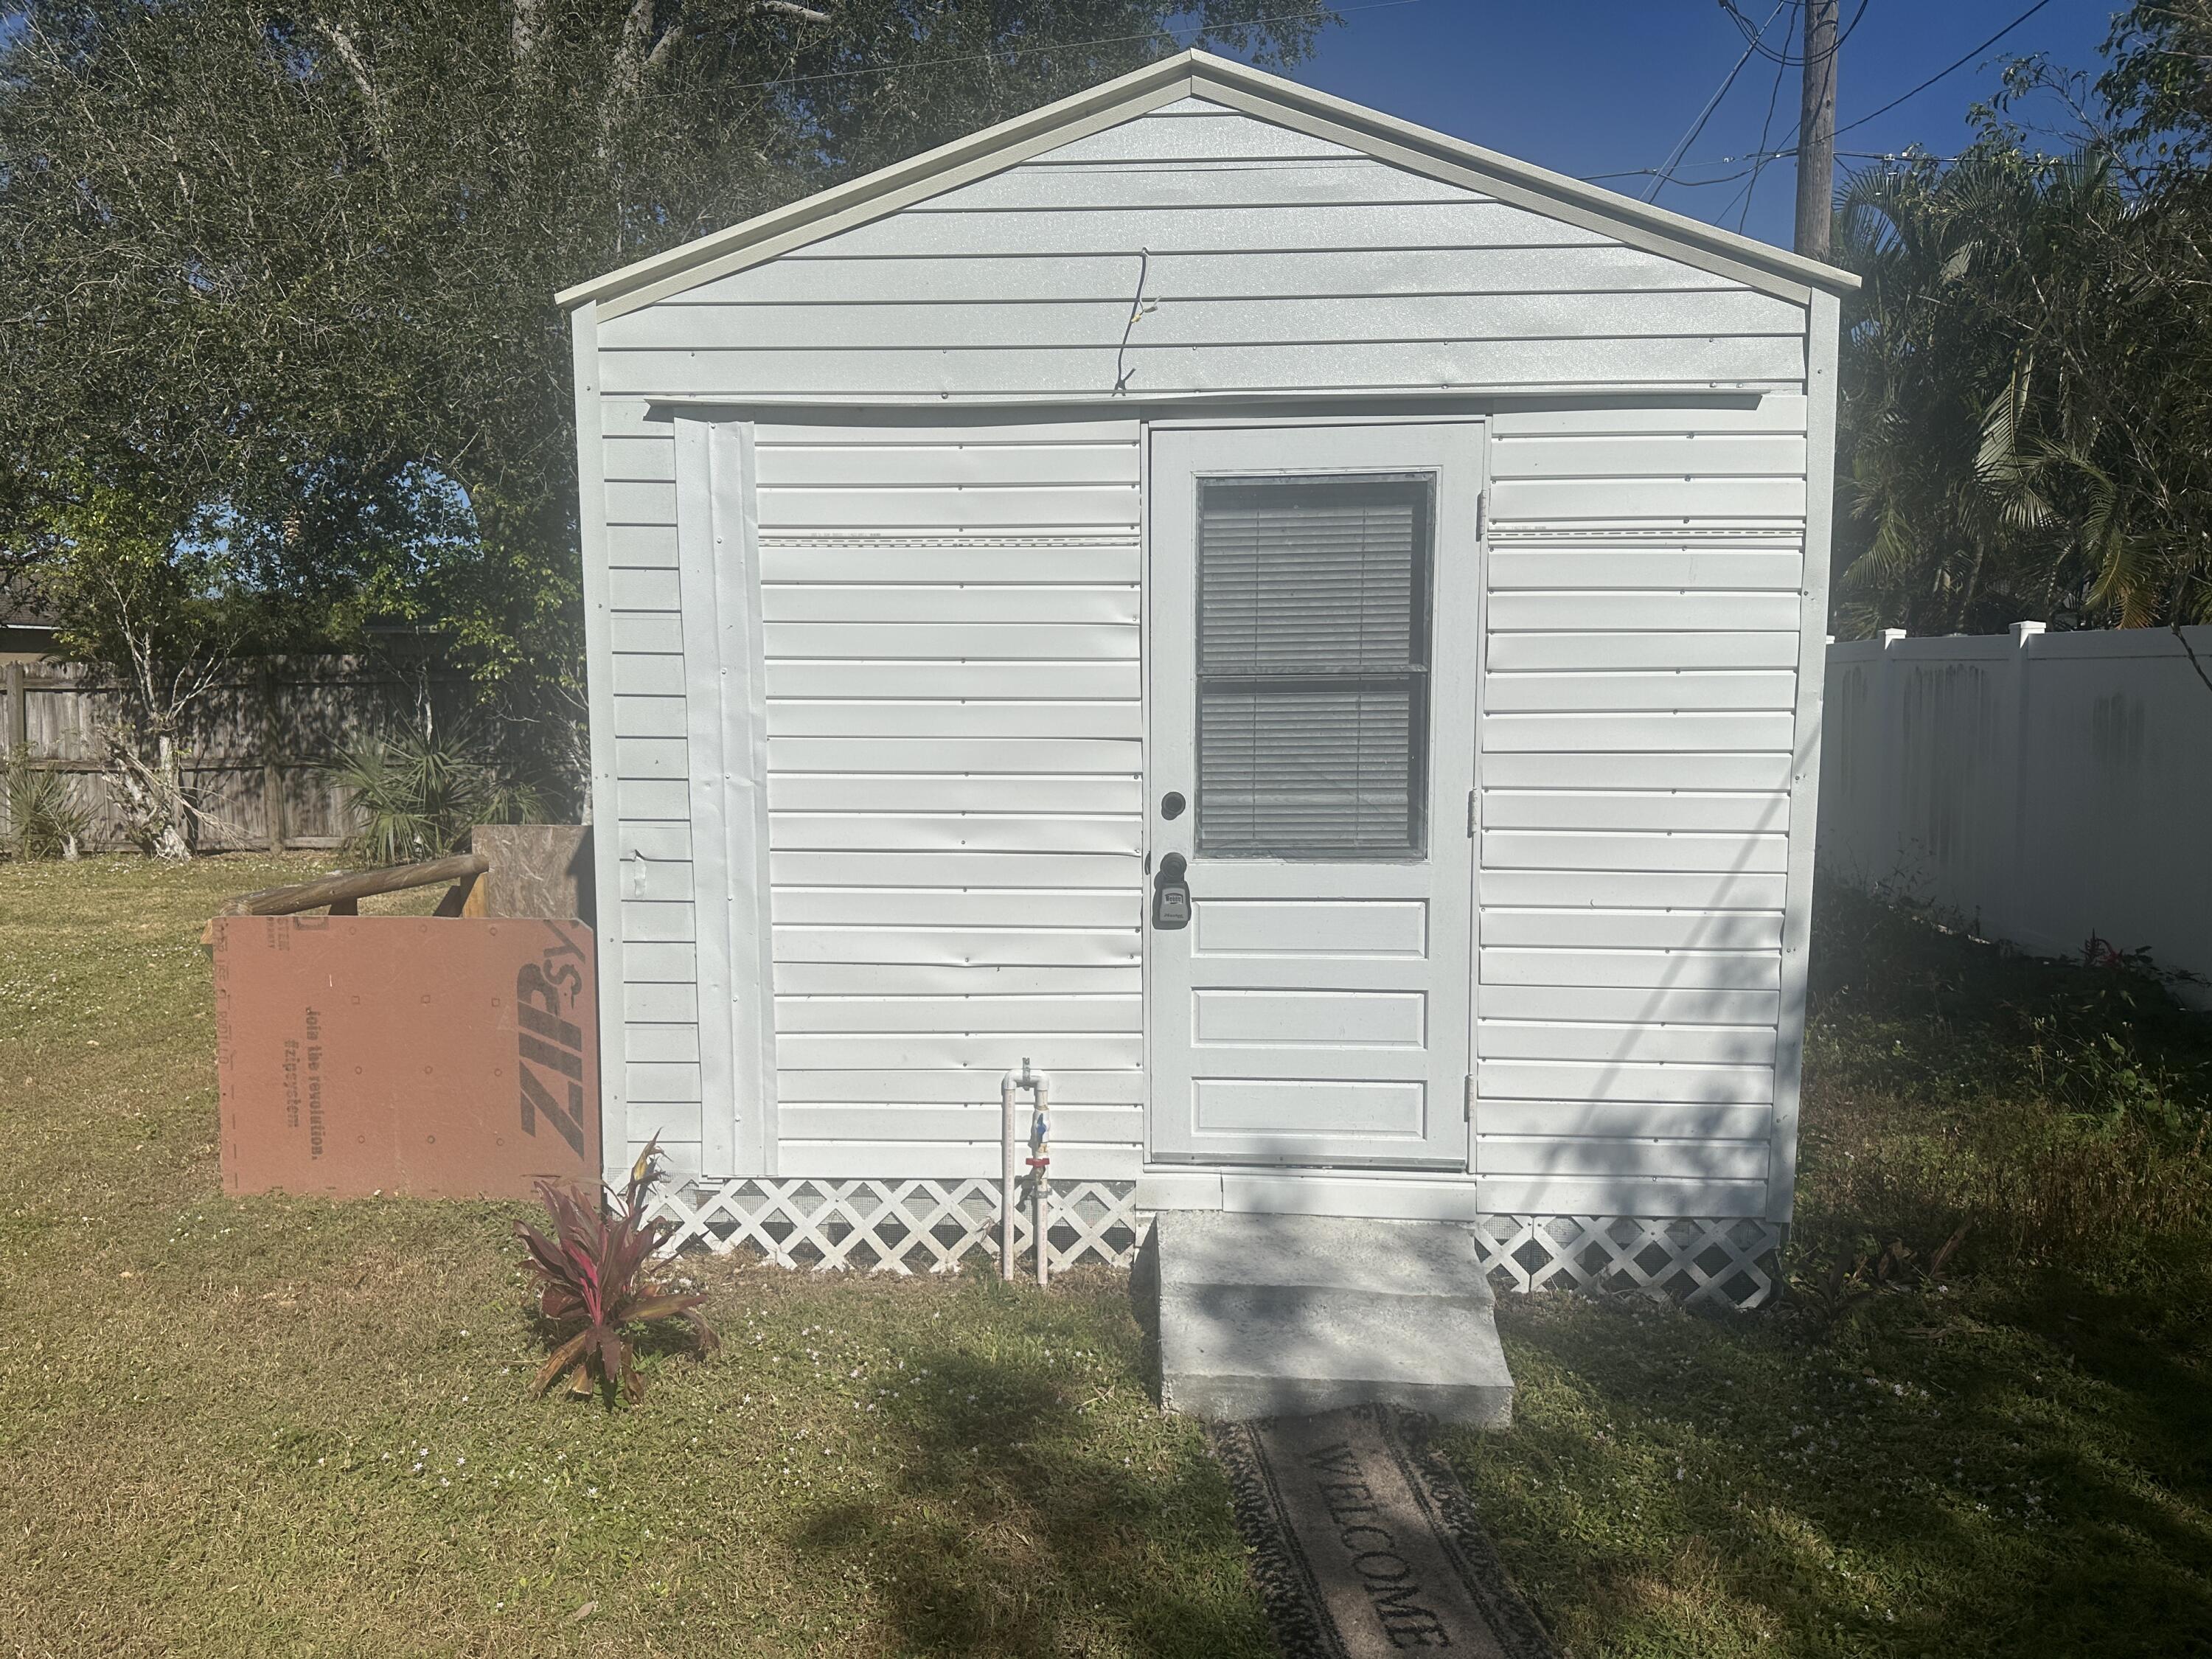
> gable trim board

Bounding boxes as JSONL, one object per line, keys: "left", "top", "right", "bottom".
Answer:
{"left": 558, "top": 50, "right": 1857, "bottom": 319}
{"left": 566, "top": 60, "right": 1837, "bottom": 1244}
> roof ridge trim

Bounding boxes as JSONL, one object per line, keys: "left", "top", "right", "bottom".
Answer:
{"left": 558, "top": 48, "right": 1857, "bottom": 313}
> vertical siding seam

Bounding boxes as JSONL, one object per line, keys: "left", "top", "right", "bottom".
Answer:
{"left": 672, "top": 417, "right": 732, "bottom": 1164}
{"left": 722, "top": 422, "right": 781, "bottom": 1176}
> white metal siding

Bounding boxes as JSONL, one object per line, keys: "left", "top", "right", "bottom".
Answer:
{"left": 602, "top": 413, "right": 1147, "bottom": 1175}
{"left": 601, "top": 397, "right": 703, "bottom": 1171}
{"left": 755, "top": 421, "right": 1144, "bottom": 1178}
{"left": 596, "top": 102, "right": 1805, "bottom": 402}
{"left": 1475, "top": 395, "right": 1811, "bottom": 1217}
{"left": 582, "top": 93, "right": 1824, "bottom": 1216}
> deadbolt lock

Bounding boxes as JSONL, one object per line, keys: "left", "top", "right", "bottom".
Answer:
{"left": 1152, "top": 852, "right": 1192, "bottom": 930}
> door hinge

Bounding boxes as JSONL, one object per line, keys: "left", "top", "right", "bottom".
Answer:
{"left": 1463, "top": 1074, "right": 1475, "bottom": 1122}
{"left": 1467, "top": 787, "right": 1478, "bottom": 838}
{"left": 1475, "top": 489, "right": 1488, "bottom": 543}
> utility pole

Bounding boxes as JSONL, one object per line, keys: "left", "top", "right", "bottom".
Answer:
{"left": 1794, "top": 0, "right": 1838, "bottom": 260}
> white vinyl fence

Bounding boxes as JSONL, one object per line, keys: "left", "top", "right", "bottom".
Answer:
{"left": 1820, "top": 623, "right": 2212, "bottom": 991}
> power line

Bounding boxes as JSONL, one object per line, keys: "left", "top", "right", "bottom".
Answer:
{"left": 1720, "top": 0, "right": 2058, "bottom": 161}
{"left": 1737, "top": 2, "right": 1799, "bottom": 230}
{"left": 1624, "top": 0, "right": 2056, "bottom": 223}
{"left": 1717, "top": 0, "right": 1870, "bottom": 66}
{"left": 1582, "top": 149, "right": 1959, "bottom": 189}
{"left": 1646, "top": 0, "right": 1789, "bottom": 203}
{"left": 1834, "top": 0, "right": 2056, "bottom": 136}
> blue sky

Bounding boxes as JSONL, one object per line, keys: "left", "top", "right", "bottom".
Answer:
{"left": 1247, "top": 1, "right": 2118, "bottom": 250}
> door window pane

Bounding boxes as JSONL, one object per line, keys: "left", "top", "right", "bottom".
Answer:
{"left": 1195, "top": 475, "right": 1433, "bottom": 858}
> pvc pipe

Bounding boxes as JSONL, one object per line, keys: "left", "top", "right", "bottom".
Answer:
{"left": 998, "top": 1059, "right": 1053, "bottom": 1283}
{"left": 1000, "top": 1069, "right": 1020, "bottom": 1281}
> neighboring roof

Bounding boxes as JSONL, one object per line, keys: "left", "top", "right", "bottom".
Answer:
{"left": 0, "top": 571, "right": 55, "bottom": 633}
{"left": 557, "top": 49, "right": 1860, "bottom": 317}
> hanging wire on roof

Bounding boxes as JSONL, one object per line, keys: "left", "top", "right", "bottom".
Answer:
{"left": 1113, "top": 248, "right": 1155, "bottom": 395}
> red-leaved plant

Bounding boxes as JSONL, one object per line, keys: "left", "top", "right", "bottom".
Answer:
{"left": 515, "top": 1138, "right": 717, "bottom": 1402}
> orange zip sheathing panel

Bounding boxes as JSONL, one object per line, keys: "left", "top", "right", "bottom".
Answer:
{"left": 212, "top": 916, "right": 601, "bottom": 1200}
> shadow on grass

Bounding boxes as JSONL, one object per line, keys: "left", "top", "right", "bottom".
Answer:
{"left": 782, "top": 1274, "right": 1268, "bottom": 1659}
{"left": 1966, "top": 1267, "right": 2212, "bottom": 1646}
{"left": 1447, "top": 1265, "right": 2212, "bottom": 1659}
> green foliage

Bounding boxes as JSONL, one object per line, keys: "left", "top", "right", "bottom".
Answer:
{"left": 516, "top": 1139, "right": 717, "bottom": 1405}
{"left": 29, "top": 473, "right": 268, "bottom": 672}
{"left": 0, "top": 0, "right": 1331, "bottom": 785}
{"left": 2, "top": 754, "right": 89, "bottom": 860}
{"left": 327, "top": 725, "right": 543, "bottom": 865}
{"left": 1832, "top": 4, "right": 2212, "bottom": 638}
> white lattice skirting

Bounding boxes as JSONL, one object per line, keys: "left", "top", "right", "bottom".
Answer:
{"left": 649, "top": 1178, "right": 1145, "bottom": 1278}
{"left": 1479, "top": 1214, "right": 1783, "bottom": 1308}
{"left": 648, "top": 1178, "right": 1785, "bottom": 1308}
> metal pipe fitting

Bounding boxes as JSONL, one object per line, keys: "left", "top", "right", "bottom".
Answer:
{"left": 999, "top": 1057, "right": 1052, "bottom": 1281}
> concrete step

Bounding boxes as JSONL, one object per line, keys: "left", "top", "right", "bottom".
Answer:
{"left": 1152, "top": 1211, "right": 1514, "bottom": 1426}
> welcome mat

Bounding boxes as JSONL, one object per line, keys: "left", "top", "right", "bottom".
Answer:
{"left": 1209, "top": 1407, "right": 1561, "bottom": 1659}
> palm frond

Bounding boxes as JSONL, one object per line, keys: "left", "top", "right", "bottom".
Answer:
{"left": 326, "top": 723, "right": 543, "bottom": 864}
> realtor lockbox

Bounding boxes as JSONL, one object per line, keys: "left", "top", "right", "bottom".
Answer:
{"left": 212, "top": 916, "right": 600, "bottom": 1201}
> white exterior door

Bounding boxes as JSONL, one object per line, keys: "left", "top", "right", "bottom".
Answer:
{"left": 1147, "top": 422, "right": 1483, "bottom": 1168}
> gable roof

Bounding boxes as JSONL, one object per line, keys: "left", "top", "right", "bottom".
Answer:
{"left": 558, "top": 49, "right": 1859, "bottom": 317}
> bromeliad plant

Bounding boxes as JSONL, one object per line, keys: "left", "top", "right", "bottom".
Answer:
{"left": 516, "top": 1139, "right": 717, "bottom": 1403}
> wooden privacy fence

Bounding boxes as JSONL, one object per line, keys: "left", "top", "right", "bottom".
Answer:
{"left": 1, "top": 655, "right": 470, "bottom": 852}
{"left": 1819, "top": 622, "right": 2212, "bottom": 994}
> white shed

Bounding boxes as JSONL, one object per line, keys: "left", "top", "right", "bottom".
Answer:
{"left": 560, "top": 50, "right": 1856, "bottom": 1304}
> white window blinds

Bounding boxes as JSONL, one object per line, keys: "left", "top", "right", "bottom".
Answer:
{"left": 1194, "top": 475, "right": 1434, "bottom": 858}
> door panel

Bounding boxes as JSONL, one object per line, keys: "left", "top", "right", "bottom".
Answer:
{"left": 1147, "top": 422, "right": 1482, "bottom": 1168}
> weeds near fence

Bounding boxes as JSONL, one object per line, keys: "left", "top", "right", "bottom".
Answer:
{"left": 1794, "top": 883, "right": 2212, "bottom": 1285}
{"left": 1443, "top": 884, "right": 2212, "bottom": 1659}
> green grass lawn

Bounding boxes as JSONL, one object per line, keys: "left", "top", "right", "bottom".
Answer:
{"left": 0, "top": 855, "right": 1267, "bottom": 1658}
{"left": 1, "top": 856, "right": 2208, "bottom": 1657}
{"left": 1443, "top": 889, "right": 2212, "bottom": 1659}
